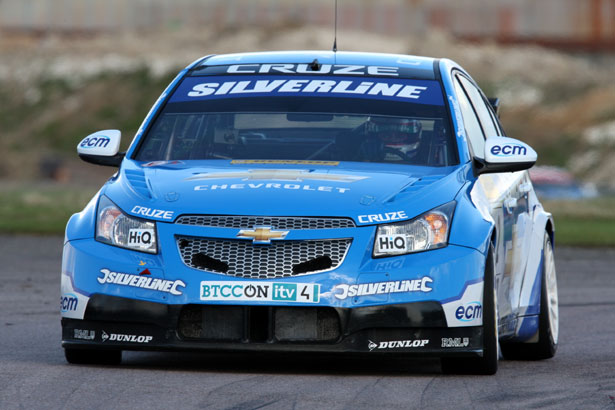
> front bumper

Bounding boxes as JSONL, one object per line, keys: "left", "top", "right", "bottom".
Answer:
{"left": 62, "top": 225, "right": 488, "bottom": 357}
{"left": 62, "top": 294, "right": 483, "bottom": 356}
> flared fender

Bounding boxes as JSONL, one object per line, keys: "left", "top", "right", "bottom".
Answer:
{"left": 518, "top": 206, "right": 554, "bottom": 315}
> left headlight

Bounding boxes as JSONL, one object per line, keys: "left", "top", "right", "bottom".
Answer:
{"left": 95, "top": 195, "right": 158, "bottom": 254}
{"left": 373, "top": 201, "right": 455, "bottom": 257}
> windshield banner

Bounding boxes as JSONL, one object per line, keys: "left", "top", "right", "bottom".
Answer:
{"left": 170, "top": 76, "right": 444, "bottom": 106}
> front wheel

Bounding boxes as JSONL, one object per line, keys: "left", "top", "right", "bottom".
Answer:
{"left": 442, "top": 243, "right": 498, "bottom": 375}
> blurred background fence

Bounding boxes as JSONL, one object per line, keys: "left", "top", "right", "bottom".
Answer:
{"left": 1, "top": 0, "right": 614, "bottom": 51}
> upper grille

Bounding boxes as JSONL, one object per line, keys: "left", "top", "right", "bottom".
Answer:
{"left": 177, "top": 236, "right": 352, "bottom": 279}
{"left": 175, "top": 215, "right": 356, "bottom": 230}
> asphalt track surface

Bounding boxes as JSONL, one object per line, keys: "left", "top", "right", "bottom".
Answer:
{"left": 1, "top": 235, "right": 614, "bottom": 410}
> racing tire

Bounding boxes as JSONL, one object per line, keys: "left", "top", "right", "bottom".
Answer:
{"left": 441, "top": 243, "right": 498, "bottom": 375}
{"left": 501, "top": 232, "right": 558, "bottom": 360}
{"left": 64, "top": 348, "right": 122, "bottom": 365}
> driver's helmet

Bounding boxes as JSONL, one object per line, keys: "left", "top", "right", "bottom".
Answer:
{"left": 367, "top": 117, "right": 422, "bottom": 151}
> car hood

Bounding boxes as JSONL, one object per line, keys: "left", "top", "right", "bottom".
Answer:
{"left": 105, "top": 160, "right": 466, "bottom": 225}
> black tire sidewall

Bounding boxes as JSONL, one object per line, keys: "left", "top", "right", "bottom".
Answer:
{"left": 480, "top": 242, "right": 499, "bottom": 373}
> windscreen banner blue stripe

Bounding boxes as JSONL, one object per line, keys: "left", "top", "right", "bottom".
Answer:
{"left": 169, "top": 76, "right": 444, "bottom": 106}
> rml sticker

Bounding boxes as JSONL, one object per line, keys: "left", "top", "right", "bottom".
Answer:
{"left": 200, "top": 281, "right": 320, "bottom": 303}
{"left": 170, "top": 76, "right": 445, "bottom": 106}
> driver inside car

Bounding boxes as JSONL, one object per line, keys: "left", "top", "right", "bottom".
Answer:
{"left": 337, "top": 116, "right": 423, "bottom": 162}
{"left": 370, "top": 117, "right": 423, "bottom": 156}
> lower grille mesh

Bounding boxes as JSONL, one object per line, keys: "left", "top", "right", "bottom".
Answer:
{"left": 177, "top": 236, "right": 351, "bottom": 279}
{"left": 178, "top": 305, "right": 341, "bottom": 343}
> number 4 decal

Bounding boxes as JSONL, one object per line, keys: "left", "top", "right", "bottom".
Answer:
{"left": 300, "top": 284, "right": 320, "bottom": 303}
{"left": 301, "top": 285, "right": 310, "bottom": 300}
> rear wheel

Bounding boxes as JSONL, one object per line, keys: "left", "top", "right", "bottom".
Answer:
{"left": 442, "top": 243, "right": 498, "bottom": 375}
{"left": 501, "top": 232, "right": 558, "bottom": 360}
{"left": 64, "top": 348, "right": 122, "bottom": 365}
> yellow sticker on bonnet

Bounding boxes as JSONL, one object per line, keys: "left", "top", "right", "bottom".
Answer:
{"left": 231, "top": 160, "right": 339, "bottom": 166}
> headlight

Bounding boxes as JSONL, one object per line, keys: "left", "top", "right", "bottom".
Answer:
{"left": 95, "top": 195, "right": 158, "bottom": 254}
{"left": 373, "top": 201, "right": 455, "bottom": 257}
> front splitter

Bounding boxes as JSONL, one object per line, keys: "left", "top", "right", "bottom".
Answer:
{"left": 62, "top": 318, "right": 484, "bottom": 357}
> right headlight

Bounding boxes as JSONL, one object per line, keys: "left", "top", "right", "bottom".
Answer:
{"left": 95, "top": 195, "right": 158, "bottom": 254}
{"left": 373, "top": 201, "right": 455, "bottom": 257}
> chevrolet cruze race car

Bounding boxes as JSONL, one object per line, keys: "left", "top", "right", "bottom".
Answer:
{"left": 62, "top": 51, "right": 559, "bottom": 374}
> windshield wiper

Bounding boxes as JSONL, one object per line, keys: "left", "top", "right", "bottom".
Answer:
{"left": 305, "top": 140, "right": 335, "bottom": 160}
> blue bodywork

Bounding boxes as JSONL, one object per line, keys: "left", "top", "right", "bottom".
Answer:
{"left": 62, "top": 51, "right": 549, "bottom": 354}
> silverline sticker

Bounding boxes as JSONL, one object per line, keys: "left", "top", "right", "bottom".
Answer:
{"left": 97, "top": 269, "right": 185, "bottom": 296}
{"left": 333, "top": 277, "right": 433, "bottom": 300}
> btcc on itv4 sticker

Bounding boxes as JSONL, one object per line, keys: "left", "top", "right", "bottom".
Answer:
{"left": 200, "top": 281, "right": 320, "bottom": 303}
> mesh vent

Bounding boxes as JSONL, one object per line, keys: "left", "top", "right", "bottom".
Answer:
{"left": 177, "top": 236, "right": 351, "bottom": 279}
{"left": 178, "top": 305, "right": 341, "bottom": 343}
{"left": 175, "top": 215, "right": 355, "bottom": 230}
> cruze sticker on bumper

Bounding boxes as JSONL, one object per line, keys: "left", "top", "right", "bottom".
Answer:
{"left": 357, "top": 211, "right": 408, "bottom": 224}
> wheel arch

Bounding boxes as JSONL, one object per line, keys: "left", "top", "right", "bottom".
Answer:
{"left": 545, "top": 216, "right": 555, "bottom": 248}
{"left": 513, "top": 207, "right": 554, "bottom": 341}
{"left": 449, "top": 177, "right": 496, "bottom": 256}
{"left": 65, "top": 189, "right": 102, "bottom": 242}
{"left": 490, "top": 227, "right": 497, "bottom": 248}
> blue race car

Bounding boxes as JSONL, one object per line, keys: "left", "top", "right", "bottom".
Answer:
{"left": 62, "top": 51, "right": 559, "bottom": 374}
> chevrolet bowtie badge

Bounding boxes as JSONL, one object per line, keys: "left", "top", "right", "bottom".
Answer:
{"left": 236, "top": 226, "right": 289, "bottom": 244}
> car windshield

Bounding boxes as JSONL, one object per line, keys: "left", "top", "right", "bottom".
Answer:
{"left": 134, "top": 75, "right": 458, "bottom": 166}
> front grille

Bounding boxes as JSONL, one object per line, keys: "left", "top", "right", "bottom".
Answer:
{"left": 177, "top": 236, "right": 351, "bottom": 279}
{"left": 175, "top": 215, "right": 356, "bottom": 230}
{"left": 178, "top": 305, "right": 341, "bottom": 343}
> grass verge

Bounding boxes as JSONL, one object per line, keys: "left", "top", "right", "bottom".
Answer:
{"left": 543, "top": 197, "right": 615, "bottom": 247}
{"left": 0, "top": 184, "right": 97, "bottom": 234}
{"left": 0, "top": 184, "right": 614, "bottom": 248}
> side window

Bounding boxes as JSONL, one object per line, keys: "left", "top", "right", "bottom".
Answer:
{"left": 457, "top": 75, "right": 501, "bottom": 139}
{"left": 453, "top": 77, "right": 485, "bottom": 158}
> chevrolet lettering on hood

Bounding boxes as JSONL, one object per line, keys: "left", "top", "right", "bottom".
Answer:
{"left": 64, "top": 50, "right": 556, "bottom": 375}
{"left": 188, "top": 169, "right": 367, "bottom": 194}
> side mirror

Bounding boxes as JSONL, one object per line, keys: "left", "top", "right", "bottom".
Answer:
{"left": 77, "top": 130, "right": 125, "bottom": 167}
{"left": 474, "top": 137, "right": 537, "bottom": 175}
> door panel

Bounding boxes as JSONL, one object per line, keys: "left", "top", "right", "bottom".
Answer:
{"left": 452, "top": 72, "right": 533, "bottom": 327}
